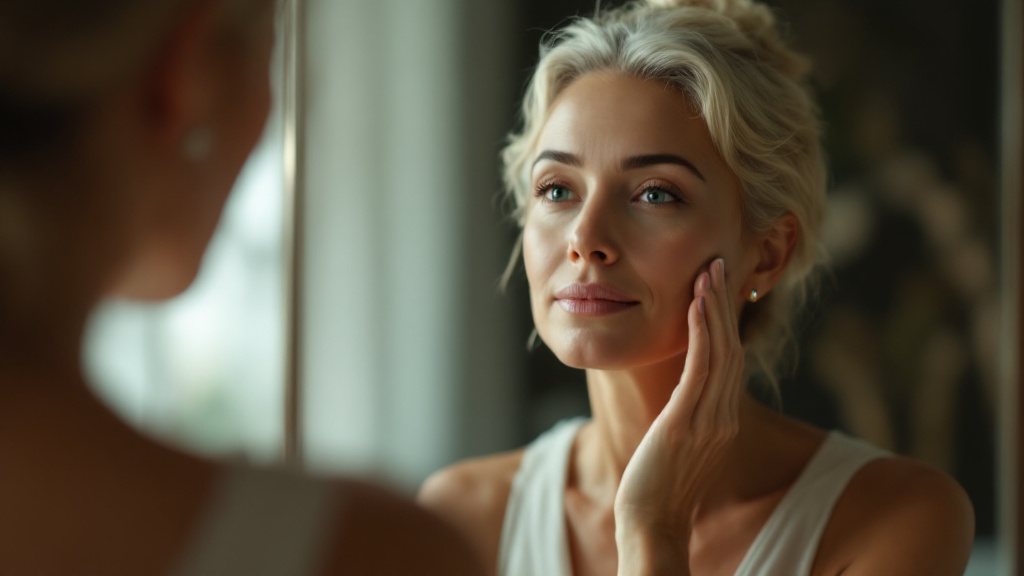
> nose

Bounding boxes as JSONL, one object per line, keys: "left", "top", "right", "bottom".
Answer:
{"left": 567, "top": 200, "right": 619, "bottom": 266}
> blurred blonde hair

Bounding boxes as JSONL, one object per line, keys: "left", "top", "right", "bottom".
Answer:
{"left": 0, "top": 0, "right": 272, "bottom": 330}
{"left": 0, "top": 0, "right": 268, "bottom": 98}
{"left": 502, "top": 0, "right": 827, "bottom": 393}
{"left": 0, "top": 0, "right": 275, "bottom": 175}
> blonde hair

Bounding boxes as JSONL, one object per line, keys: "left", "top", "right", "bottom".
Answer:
{"left": 502, "top": 0, "right": 827, "bottom": 392}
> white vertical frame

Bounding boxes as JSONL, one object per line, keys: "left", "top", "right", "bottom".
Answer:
{"left": 295, "top": 0, "right": 519, "bottom": 488}
{"left": 282, "top": 0, "right": 306, "bottom": 468}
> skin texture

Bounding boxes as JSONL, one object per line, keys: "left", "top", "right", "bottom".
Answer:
{"left": 524, "top": 72, "right": 752, "bottom": 372}
{"left": 418, "top": 72, "right": 974, "bottom": 576}
{"left": 0, "top": 2, "right": 481, "bottom": 574}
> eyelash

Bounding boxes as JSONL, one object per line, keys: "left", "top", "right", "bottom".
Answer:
{"left": 533, "top": 179, "right": 572, "bottom": 200}
{"left": 634, "top": 181, "right": 685, "bottom": 206}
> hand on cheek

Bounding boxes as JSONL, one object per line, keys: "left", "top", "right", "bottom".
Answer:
{"left": 614, "top": 259, "right": 745, "bottom": 575}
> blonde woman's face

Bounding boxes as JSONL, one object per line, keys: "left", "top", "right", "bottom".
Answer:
{"left": 523, "top": 72, "right": 753, "bottom": 370}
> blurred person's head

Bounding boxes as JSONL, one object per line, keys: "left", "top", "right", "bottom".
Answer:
{"left": 502, "top": 0, "right": 826, "bottom": 390}
{"left": 0, "top": 0, "right": 276, "bottom": 356}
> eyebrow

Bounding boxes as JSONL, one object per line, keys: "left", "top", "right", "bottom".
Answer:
{"left": 531, "top": 150, "right": 706, "bottom": 182}
{"left": 621, "top": 154, "right": 706, "bottom": 182}
{"left": 532, "top": 150, "right": 582, "bottom": 168}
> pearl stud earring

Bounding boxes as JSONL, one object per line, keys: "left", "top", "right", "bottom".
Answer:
{"left": 749, "top": 289, "right": 759, "bottom": 302}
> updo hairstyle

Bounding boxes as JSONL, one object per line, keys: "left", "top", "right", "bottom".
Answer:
{"left": 502, "top": 0, "right": 828, "bottom": 391}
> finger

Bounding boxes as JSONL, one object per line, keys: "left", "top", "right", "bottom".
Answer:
{"left": 664, "top": 275, "right": 711, "bottom": 428}
{"left": 705, "top": 258, "right": 742, "bottom": 429}
{"left": 713, "top": 258, "right": 744, "bottom": 424}
{"left": 693, "top": 263, "right": 730, "bottom": 428}
{"left": 712, "top": 258, "right": 745, "bottom": 420}
{"left": 716, "top": 257, "right": 740, "bottom": 337}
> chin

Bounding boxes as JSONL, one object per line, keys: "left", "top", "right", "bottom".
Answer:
{"left": 546, "top": 335, "right": 640, "bottom": 371}
{"left": 544, "top": 329, "right": 691, "bottom": 372}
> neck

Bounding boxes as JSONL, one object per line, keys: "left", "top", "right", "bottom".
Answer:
{"left": 1, "top": 249, "right": 100, "bottom": 390}
{"left": 0, "top": 170, "right": 121, "bottom": 392}
{"left": 585, "top": 359, "right": 684, "bottom": 479}
{"left": 1, "top": 301, "right": 91, "bottom": 403}
{"left": 578, "top": 361, "right": 781, "bottom": 509}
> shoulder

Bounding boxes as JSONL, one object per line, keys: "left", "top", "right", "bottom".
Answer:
{"left": 417, "top": 450, "right": 526, "bottom": 575}
{"left": 814, "top": 454, "right": 974, "bottom": 576}
{"left": 318, "top": 477, "right": 485, "bottom": 576}
{"left": 418, "top": 450, "right": 525, "bottom": 514}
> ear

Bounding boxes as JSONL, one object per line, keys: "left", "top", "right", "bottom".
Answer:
{"left": 748, "top": 212, "right": 799, "bottom": 299}
{"left": 141, "top": 2, "right": 219, "bottom": 148}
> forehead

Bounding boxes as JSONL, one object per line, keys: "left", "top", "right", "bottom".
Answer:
{"left": 535, "top": 72, "right": 724, "bottom": 172}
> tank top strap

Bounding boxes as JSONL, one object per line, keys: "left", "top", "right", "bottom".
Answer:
{"left": 171, "top": 465, "right": 339, "bottom": 576}
{"left": 497, "top": 417, "right": 588, "bottom": 576}
{"left": 734, "top": 431, "right": 890, "bottom": 576}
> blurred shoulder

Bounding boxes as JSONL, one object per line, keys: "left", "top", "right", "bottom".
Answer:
{"left": 417, "top": 450, "right": 526, "bottom": 575}
{"left": 815, "top": 454, "right": 974, "bottom": 576}
{"left": 418, "top": 450, "right": 525, "bottom": 518}
{"left": 318, "top": 477, "right": 485, "bottom": 576}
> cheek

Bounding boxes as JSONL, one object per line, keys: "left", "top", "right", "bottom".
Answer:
{"left": 632, "top": 230, "right": 717, "bottom": 335}
{"left": 636, "top": 231, "right": 714, "bottom": 291}
{"left": 522, "top": 217, "right": 560, "bottom": 290}
{"left": 645, "top": 255, "right": 699, "bottom": 335}
{"left": 522, "top": 217, "right": 565, "bottom": 337}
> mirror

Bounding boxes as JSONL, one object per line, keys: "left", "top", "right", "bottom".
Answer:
{"left": 505, "top": 0, "right": 1003, "bottom": 571}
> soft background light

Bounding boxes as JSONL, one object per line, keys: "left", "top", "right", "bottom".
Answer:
{"left": 84, "top": 123, "right": 286, "bottom": 462}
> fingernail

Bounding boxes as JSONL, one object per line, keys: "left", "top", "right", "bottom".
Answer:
{"left": 698, "top": 272, "right": 709, "bottom": 293}
{"left": 714, "top": 258, "right": 725, "bottom": 288}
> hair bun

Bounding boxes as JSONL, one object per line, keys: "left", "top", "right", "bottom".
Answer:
{"left": 645, "top": 0, "right": 811, "bottom": 82}
{"left": 645, "top": 0, "right": 717, "bottom": 8}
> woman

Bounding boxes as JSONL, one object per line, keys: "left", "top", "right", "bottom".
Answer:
{"left": 418, "top": 0, "right": 975, "bottom": 574}
{"left": 0, "top": 0, "right": 479, "bottom": 573}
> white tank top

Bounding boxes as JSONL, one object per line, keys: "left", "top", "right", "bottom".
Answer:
{"left": 497, "top": 418, "right": 889, "bottom": 576}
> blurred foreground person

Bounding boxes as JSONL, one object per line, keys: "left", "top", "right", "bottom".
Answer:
{"left": 0, "top": 1, "right": 480, "bottom": 574}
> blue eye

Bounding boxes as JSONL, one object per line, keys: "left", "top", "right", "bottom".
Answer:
{"left": 546, "top": 186, "right": 573, "bottom": 202}
{"left": 641, "top": 187, "right": 678, "bottom": 204}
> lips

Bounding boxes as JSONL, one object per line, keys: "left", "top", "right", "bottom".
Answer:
{"left": 553, "top": 283, "right": 639, "bottom": 316}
